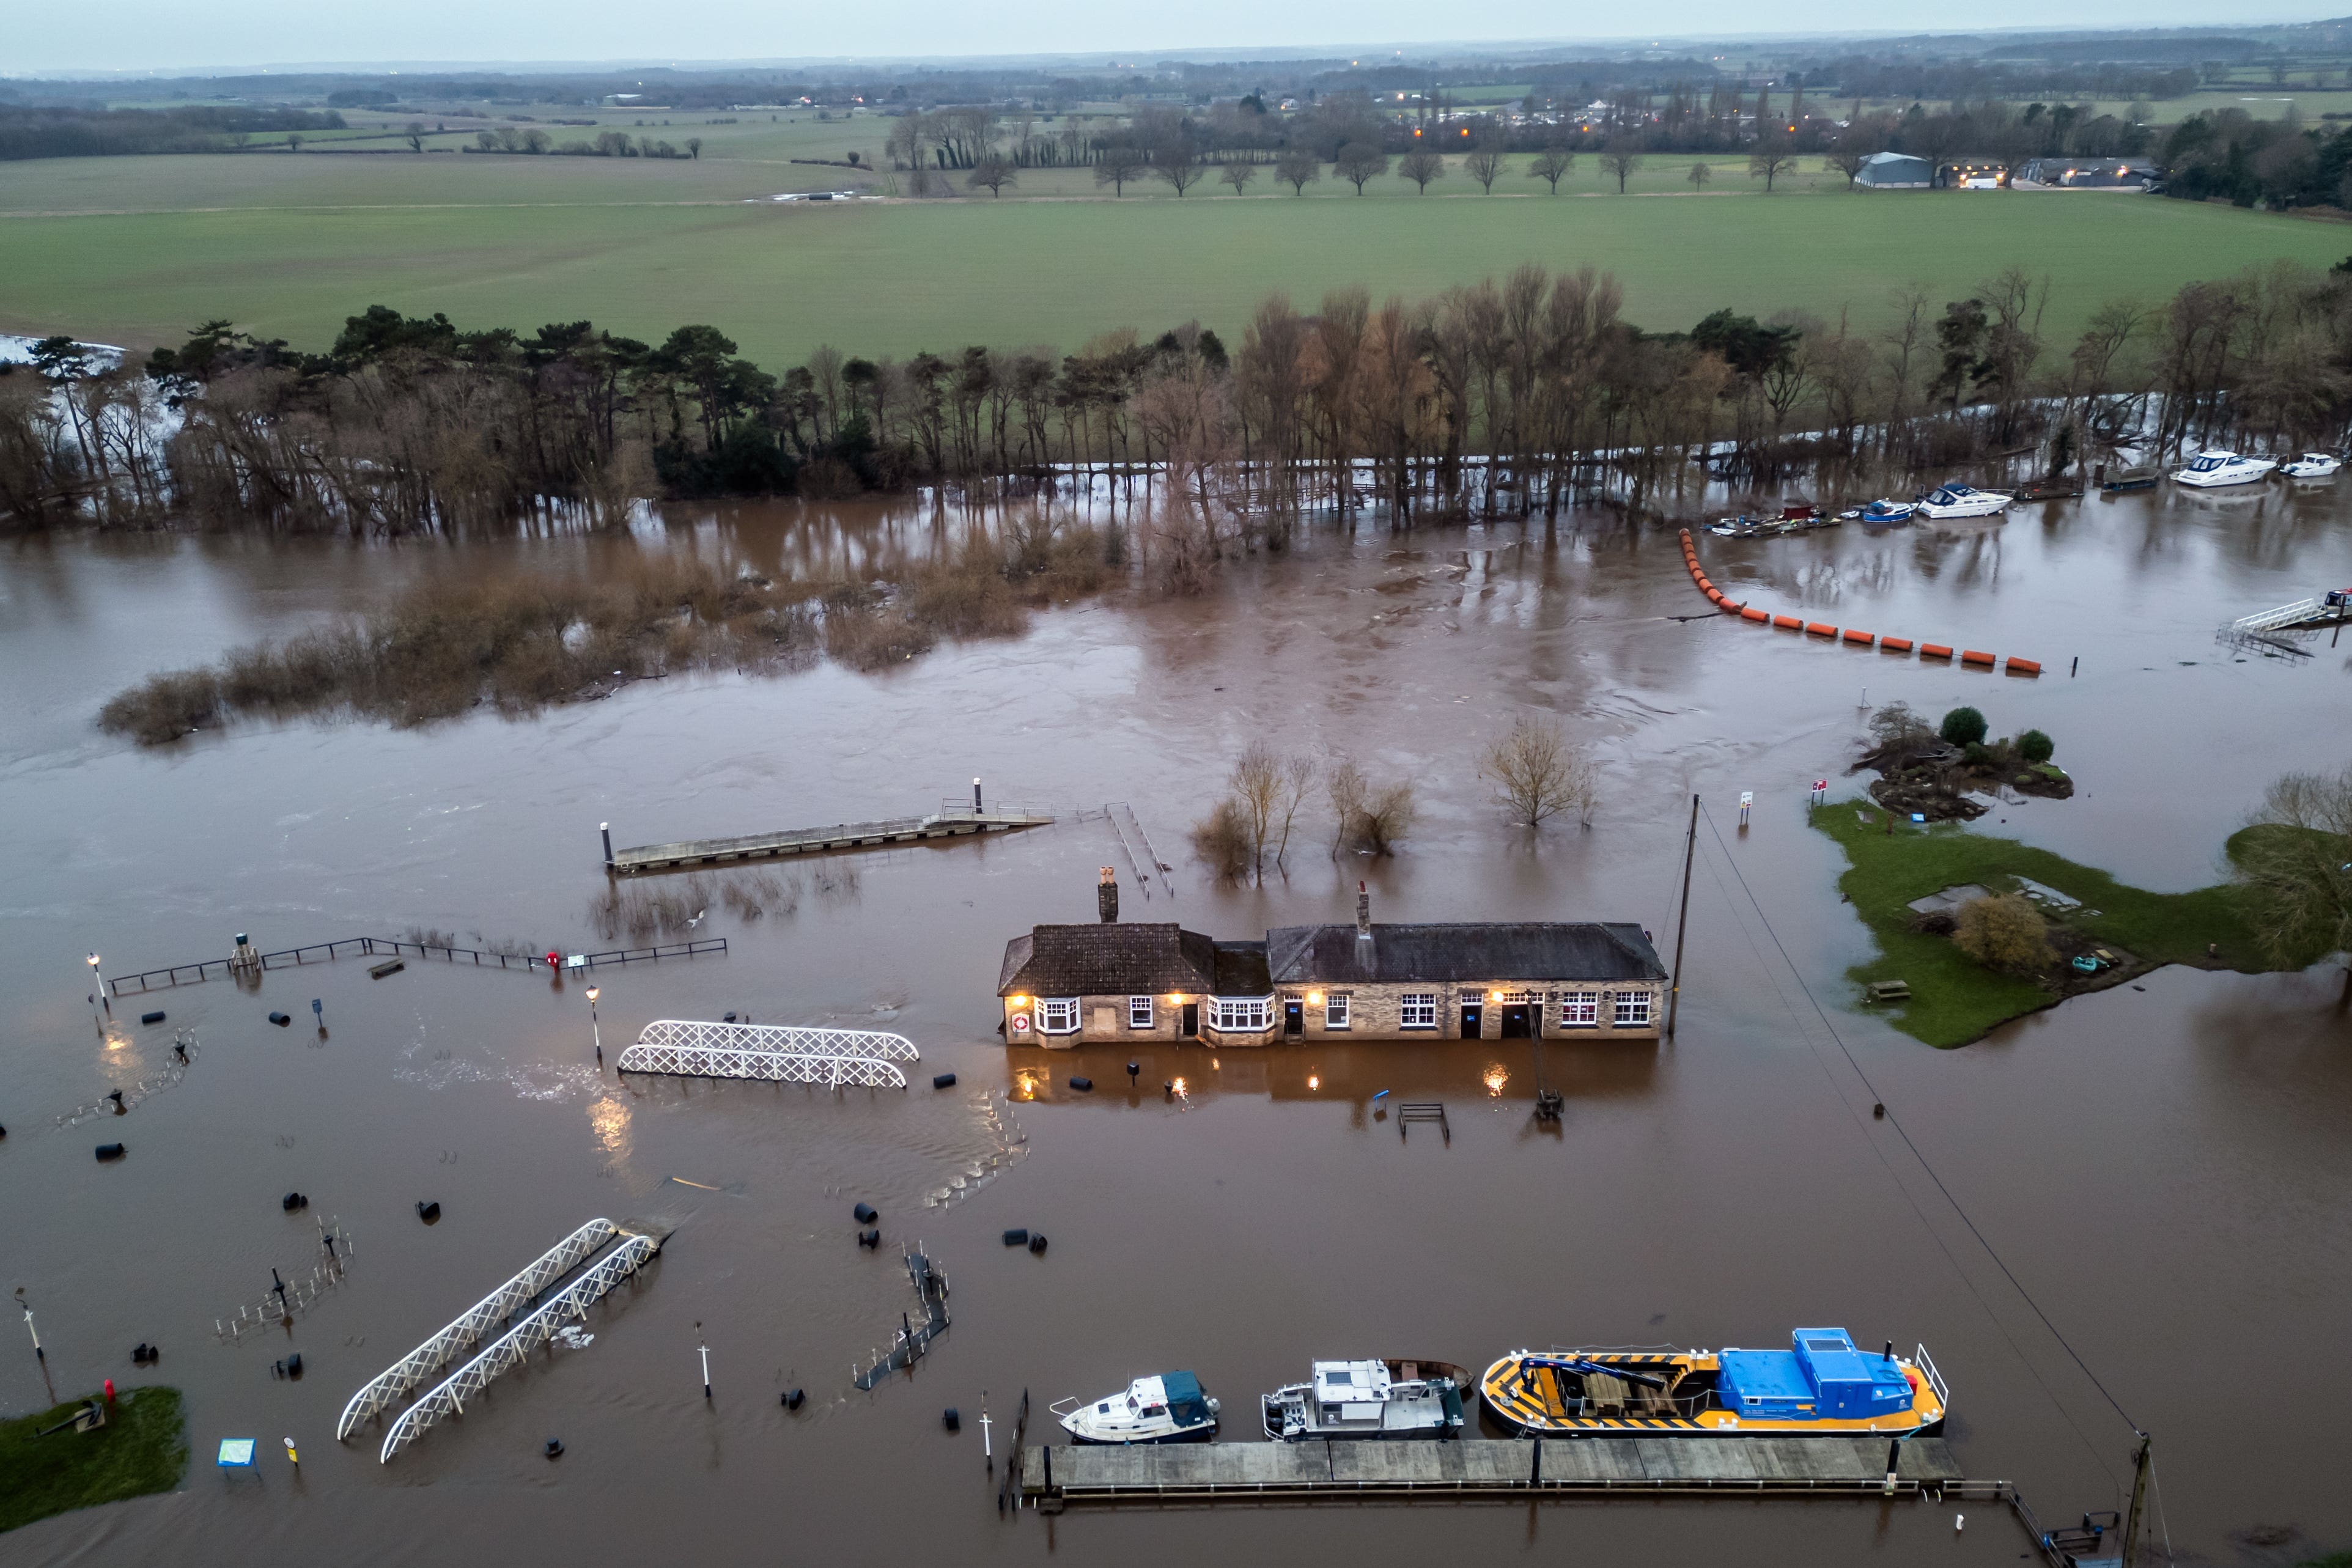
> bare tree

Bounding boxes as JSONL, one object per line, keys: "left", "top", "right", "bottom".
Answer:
{"left": 1598, "top": 144, "right": 1643, "bottom": 193}
{"left": 404, "top": 122, "right": 427, "bottom": 153}
{"left": 1687, "top": 161, "right": 1712, "bottom": 190}
{"left": 1152, "top": 144, "right": 1206, "bottom": 197}
{"left": 2233, "top": 761, "right": 2352, "bottom": 1006}
{"left": 1274, "top": 148, "right": 1322, "bottom": 194}
{"left": 1274, "top": 753, "right": 1317, "bottom": 866}
{"left": 1094, "top": 146, "right": 1147, "bottom": 195}
{"left": 1326, "top": 756, "right": 1415, "bottom": 855}
{"left": 1219, "top": 161, "right": 1258, "bottom": 196}
{"left": 1527, "top": 147, "right": 1575, "bottom": 193}
{"left": 1228, "top": 742, "right": 1286, "bottom": 878}
{"left": 1398, "top": 149, "right": 1446, "bottom": 192}
{"left": 1333, "top": 142, "right": 1389, "bottom": 194}
{"left": 1747, "top": 138, "right": 1799, "bottom": 193}
{"left": 1327, "top": 758, "right": 1368, "bottom": 857}
{"left": 686, "top": 137, "right": 702, "bottom": 160}
{"left": 1189, "top": 797, "right": 1253, "bottom": 882}
{"left": 967, "top": 154, "right": 1017, "bottom": 196}
{"left": 1462, "top": 149, "right": 1505, "bottom": 192}
{"left": 1478, "top": 716, "right": 1598, "bottom": 828}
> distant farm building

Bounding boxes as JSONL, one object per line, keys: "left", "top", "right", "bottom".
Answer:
{"left": 2013, "top": 158, "right": 2160, "bottom": 191}
{"left": 1854, "top": 153, "right": 1931, "bottom": 189}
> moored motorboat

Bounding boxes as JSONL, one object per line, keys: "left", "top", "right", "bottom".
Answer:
{"left": 1260, "top": 1358, "right": 1470, "bottom": 1441}
{"left": 1055, "top": 1371, "right": 1220, "bottom": 1444}
{"left": 2172, "top": 450, "right": 2276, "bottom": 488}
{"left": 2279, "top": 452, "right": 2342, "bottom": 480}
{"left": 1860, "top": 499, "right": 1915, "bottom": 523}
{"left": 1915, "top": 484, "right": 2011, "bottom": 519}
{"left": 1481, "top": 1327, "right": 1947, "bottom": 1438}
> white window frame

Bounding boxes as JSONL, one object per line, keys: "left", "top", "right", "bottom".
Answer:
{"left": 1560, "top": 991, "right": 1599, "bottom": 1029}
{"left": 1128, "top": 995, "right": 1154, "bottom": 1029}
{"left": 1211, "top": 996, "right": 1272, "bottom": 1032}
{"left": 1399, "top": 992, "right": 1437, "bottom": 1030}
{"left": 1036, "top": 998, "right": 1080, "bottom": 1035}
{"left": 1613, "top": 990, "right": 1653, "bottom": 1028}
{"left": 1324, "top": 992, "right": 1351, "bottom": 1029}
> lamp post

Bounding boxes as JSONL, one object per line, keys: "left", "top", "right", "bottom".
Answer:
{"left": 585, "top": 985, "right": 602, "bottom": 1066}
{"left": 87, "top": 952, "right": 109, "bottom": 1018}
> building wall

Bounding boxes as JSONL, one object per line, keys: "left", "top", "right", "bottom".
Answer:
{"left": 1001, "top": 981, "right": 1661, "bottom": 1047}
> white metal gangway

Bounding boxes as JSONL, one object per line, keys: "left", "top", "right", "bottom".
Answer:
{"left": 614, "top": 1018, "right": 919, "bottom": 1089}
{"left": 336, "top": 1218, "right": 618, "bottom": 1441}
{"left": 379, "top": 1229, "right": 663, "bottom": 1462}
{"left": 2228, "top": 597, "right": 2328, "bottom": 638}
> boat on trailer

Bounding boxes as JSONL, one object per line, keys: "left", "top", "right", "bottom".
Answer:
{"left": 1055, "top": 1371, "right": 1220, "bottom": 1445}
{"left": 1260, "top": 1358, "right": 1470, "bottom": 1441}
{"left": 1481, "top": 1327, "right": 1947, "bottom": 1438}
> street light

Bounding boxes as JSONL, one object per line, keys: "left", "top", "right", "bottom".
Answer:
{"left": 87, "top": 952, "right": 109, "bottom": 1017}
{"left": 585, "top": 985, "right": 602, "bottom": 1064}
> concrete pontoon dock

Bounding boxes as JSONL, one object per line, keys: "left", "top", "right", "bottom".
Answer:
{"left": 1019, "top": 1435, "right": 1976, "bottom": 1504}
{"left": 609, "top": 804, "right": 1052, "bottom": 874}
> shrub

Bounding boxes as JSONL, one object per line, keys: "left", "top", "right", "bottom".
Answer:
{"left": 1952, "top": 893, "right": 2052, "bottom": 973}
{"left": 1963, "top": 740, "right": 1992, "bottom": 767}
{"left": 1189, "top": 796, "right": 1254, "bottom": 882}
{"left": 2018, "top": 729, "right": 2054, "bottom": 764}
{"left": 1940, "top": 706, "right": 1988, "bottom": 746}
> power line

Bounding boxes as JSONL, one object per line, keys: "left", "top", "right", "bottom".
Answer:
{"left": 1698, "top": 800, "right": 2146, "bottom": 1441}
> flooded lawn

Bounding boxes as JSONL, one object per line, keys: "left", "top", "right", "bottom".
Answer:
{"left": 1, "top": 482, "right": 2348, "bottom": 1566}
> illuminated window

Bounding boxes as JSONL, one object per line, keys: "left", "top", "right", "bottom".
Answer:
{"left": 1212, "top": 997, "right": 1270, "bottom": 1031}
{"left": 1560, "top": 992, "right": 1599, "bottom": 1028}
{"left": 1325, "top": 993, "right": 1351, "bottom": 1029}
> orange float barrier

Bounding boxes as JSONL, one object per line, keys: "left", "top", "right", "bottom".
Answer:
{"left": 1879, "top": 636, "right": 1914, "bottom": 653}
{"left": 1680, "top": 532, "right": 2034, "bottom": 673}
{"left": 1705, "top": 589, "right": 1725, "bottom": 604}
{"left": 1720, "top": 599, "right": 1746, "bottom": 614}
{"left": 1741, "top": 607, "right": 1771, "bottom": 622}
{"left": 1961, "top": 649, "right": 1996, "bottom": 668}
{"left": 2005, "top": 657, "right": 2041, "bottom": 676}
{"left": 1804, "top": 622, "right": 1837, "bottom": 638}
{"left": 1842, "top": 629, "right": 1873, "bottom": 646}
{"left": 1772, "top": 614, "right": 1803, "bottom": 630}
{"left": 1920, "top": 644, "right": 1953, "bottom": 660}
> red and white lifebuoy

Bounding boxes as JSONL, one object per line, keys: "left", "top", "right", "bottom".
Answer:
{"left": 1010, "top": 1012, "right": 1031, "bottom": 1033}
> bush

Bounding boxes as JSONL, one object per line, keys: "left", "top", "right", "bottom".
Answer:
{"left": 1940, "top": 706, "right": 1988, "bottom": 746}
{"left": 1963, "top": 741, "right": 1992, "bottom": 767}
{"left": 1189, "top": 796, "right": 1254, "bottom": 882}
{"left": 2018, "top": 729, "right": 2054, "bottom": 764}
{"left": 1952, "top": 893, "right": 2052, "bottom": 973}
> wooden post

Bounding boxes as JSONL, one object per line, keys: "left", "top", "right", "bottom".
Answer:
{"left": 1666, "top": 794, "right": 1698, "bottom": 1041}
{"left": 2120, "top": 1434, "right": 2151, "bottom": 1568}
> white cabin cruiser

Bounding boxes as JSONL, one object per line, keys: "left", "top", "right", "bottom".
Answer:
{"left": 1915, "top": 484, "right": 2012, "bottom": 519}
{"left": 2172, "top": 451, "right": 2276, "bottom": 488}
{"left": 2279, "top": 452, "right": 2342, "bottom": 480}
{"left": 1261, "top": 1358, "right": 1470, "bottom": 1441}
{"left": 1056, "top": 1372, "right": 1219, "bottom": 1445}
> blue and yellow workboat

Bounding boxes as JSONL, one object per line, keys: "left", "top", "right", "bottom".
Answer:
{"left": 1481, "top": 1328, "right": 1947, "bottom": 1437}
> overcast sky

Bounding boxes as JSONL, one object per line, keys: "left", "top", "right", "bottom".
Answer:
{"left": 7, "top": 0, "right": 2336, "bottom": 76}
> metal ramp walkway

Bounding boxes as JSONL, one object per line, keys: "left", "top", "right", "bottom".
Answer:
{"left": 615, "top": 1018, "right": 920, "bottom": 1089}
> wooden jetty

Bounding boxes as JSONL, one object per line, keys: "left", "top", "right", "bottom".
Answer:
{"left": 1020, "top": 1435, "right": 1980, "bottom": 1506}
{"left": 610, "top": 802, "right": 1052, "bottom": 875}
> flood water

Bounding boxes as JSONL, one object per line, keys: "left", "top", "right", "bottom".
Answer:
{"left": 2, "top": 482, "right": 2350, "bottom": 1567}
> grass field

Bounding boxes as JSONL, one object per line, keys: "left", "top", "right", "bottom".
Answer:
{"left": 4, "top": 145, "right": 2347, "bottom": 367}
{"left": 0, "top": 1386, "right": 186, "bottom": 1536}
{"left": 1810, "top": 805, "right": 2271, "bottom": 1047}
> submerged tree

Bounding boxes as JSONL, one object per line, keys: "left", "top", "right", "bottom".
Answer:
{"left": 2233, "top": 762, "right": 2352, "bottom": 1006}
{"left": 1479, "top": 716, "right": 1598, "bottom": 828}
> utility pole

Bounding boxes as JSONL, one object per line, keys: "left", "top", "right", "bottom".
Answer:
{"left": 1665, "top": 794, "right": 1699, "bottom": 1041}
{"left": 2120, "top": 1433, "right": 2151, "bottom": 1568}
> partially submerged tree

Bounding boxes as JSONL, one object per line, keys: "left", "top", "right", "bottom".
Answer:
{"left": 1953, "top": 893, "right": 2053, "bottom": 973}
{"left": 1479, "top": 716, "right": 1598, "bottom": 828}
{"left": 1326, "top": 757, "right": 1415, "bottom": 855}
{"left": 2232, "top": 762, "right": 2352, "bottom": 1004}
{"left": 1189, "top": 797, "right": 1253, "bottom": 883}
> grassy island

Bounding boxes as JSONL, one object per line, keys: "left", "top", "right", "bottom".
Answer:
{"left": 1810, "top": 803, "right": 2277, "bottom": 1047}
{"left": 0, "top": 1386, "right": 187, "bottom": 1536}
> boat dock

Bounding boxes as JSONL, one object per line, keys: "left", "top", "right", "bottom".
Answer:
{"left": 608, "top": 798, "right": 1052, "bottom": 875}
{"left": 1019, "top": 1435, "right": 1978, "bottom": 1505}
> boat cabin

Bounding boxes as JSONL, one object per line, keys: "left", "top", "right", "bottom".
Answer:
{"left": 1717, "top": 1328, "right": 1914, "bottom": 1421}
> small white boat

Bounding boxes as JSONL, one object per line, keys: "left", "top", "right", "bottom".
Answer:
{"left": 2172, "top": 451, "right": 2276, "bottom": 488}
{"left": 2279, "top": 452, "right": 2342, "bottom": 480}
{"left": 1915, "top": 484, "right": 2011, "bottom": 519}
{"left": 1055, "top": 1371, "right": 1219, "bottom": 1445}
{"left": 1260, "top": 1358, "right": 1470, "bottom": 1441}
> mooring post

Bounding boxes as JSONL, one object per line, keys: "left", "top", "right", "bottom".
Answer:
{"left": 973, "top": 777, "right": 984, "bottom": 813}
{"left": 1884, "top": 1437, "right": 1901, "bottom": 1495}
{"left": 1529, "top": 1434, "right": 1542, "bottom": 1485}
{"left": 600, "top": 822, "right": 614, "bottom": 870}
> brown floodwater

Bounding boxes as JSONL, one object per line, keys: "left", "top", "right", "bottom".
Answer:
{"left": 2, "top": 481, "right": 2350, "bottom": 1567}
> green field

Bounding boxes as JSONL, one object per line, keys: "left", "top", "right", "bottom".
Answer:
{"left": 4, "top": 143, "right": 2346, "bottom": 367}
{"left": 0, "top": 1386, "right": 186, "bottom": 1536}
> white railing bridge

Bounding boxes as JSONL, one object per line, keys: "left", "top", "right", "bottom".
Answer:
{"left": 616, "top": 1018, "right": 919, "bottom": 1089}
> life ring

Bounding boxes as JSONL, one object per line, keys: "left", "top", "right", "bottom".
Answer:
{"left": 1010, "top": 1012, "right": 1031, "bottom": 1033}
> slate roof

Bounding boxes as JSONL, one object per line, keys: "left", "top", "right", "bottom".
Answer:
{"left": 997, "top": 923, "right": 1218, "bottom": 998}
{"left": 1212, "top": 941, "right": 1271, "bottom": 996}
{"left": 1264, "top": 922, "right": 1667, "bottom": 986}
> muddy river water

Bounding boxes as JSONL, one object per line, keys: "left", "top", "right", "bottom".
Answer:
{"left": 2, "top": 484, "right": 2349, "bottom": 1567}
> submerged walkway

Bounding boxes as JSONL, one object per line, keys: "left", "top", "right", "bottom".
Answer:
{"left": 1020, "top": 1434, "right": 1974, "bottom": 1502}
{"left": 610, "top": 804, "right": 1052, "bottom": 874}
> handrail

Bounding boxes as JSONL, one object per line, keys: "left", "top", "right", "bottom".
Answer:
{"left": 109, "top": 935, "right": 726, "bottom": 996}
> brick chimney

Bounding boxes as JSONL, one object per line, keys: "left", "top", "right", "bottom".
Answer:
{"left": 1097, "top": 866, "right": 1118, "bottom": 924}
{"left": 1355, "top": 880, "right": 1371, "bottom": 940}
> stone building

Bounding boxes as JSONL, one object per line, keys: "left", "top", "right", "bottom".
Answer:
{"left": 997, "top": 881, "right": 1667, "bottom": 1047}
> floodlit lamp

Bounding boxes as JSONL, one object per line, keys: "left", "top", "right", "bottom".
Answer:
{"left": 1307, "top": 991, "right": 1324, "bottom": 1005}
{"left": 1488, "top": 990, "right": 1503, "bottom": 1003}
{"left": 87, "top": 954, "right": 100, "bottom": 969}
{"left": 585, "top": 986, "right": 600, "bottom": 1004}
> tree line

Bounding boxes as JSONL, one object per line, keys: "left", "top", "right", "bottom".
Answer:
{"left": 0, "top": 105, "right": 345, "bottom": 161}
{"left": 7, "top": 256, "right": 2350, "bottom": 535}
